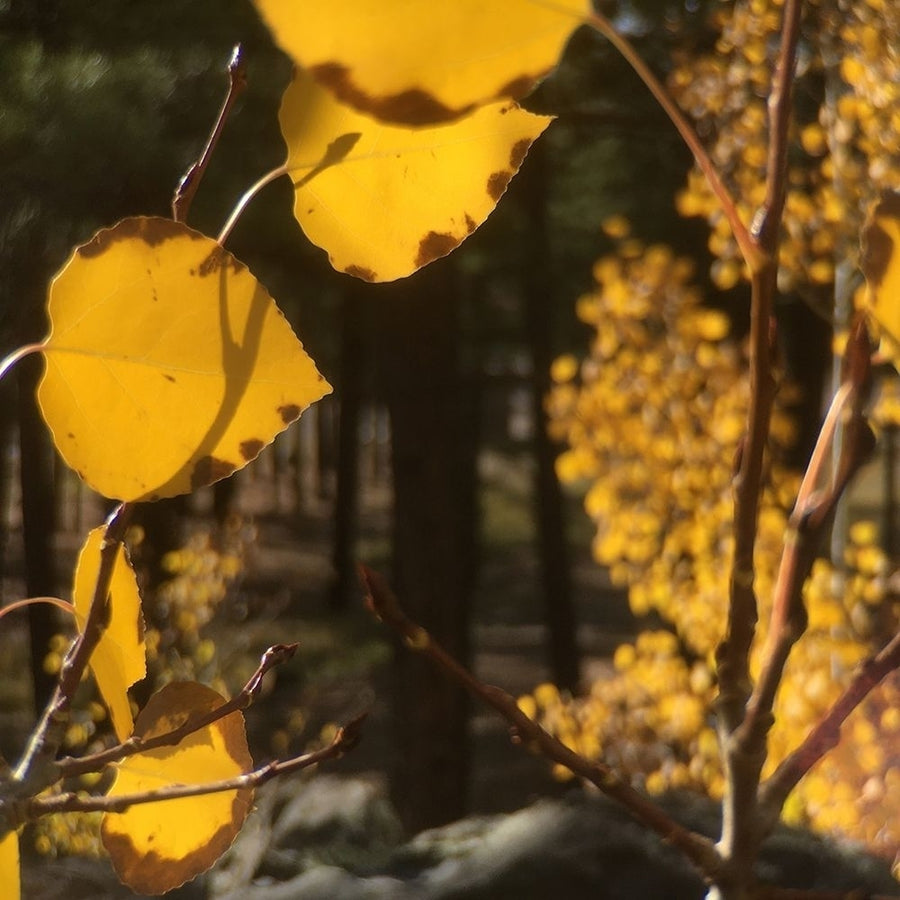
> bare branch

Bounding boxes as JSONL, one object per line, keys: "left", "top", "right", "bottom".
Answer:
{"left": 172, "top": 44, "right": 248, "bottom": 224}
{"left": 759, "top": 628, "right": 900, "bottom": 824}
{"left": 8, "top": 503, "right": 133, "bottom": 798}
{"left": 58, "top": 643, "right": 299, "bottom": 779}
{"left": 359, "top": 564, "right": 724, "bottom": 883}
{"left": 26, "top": 714, "right": 365, "bottom": 819}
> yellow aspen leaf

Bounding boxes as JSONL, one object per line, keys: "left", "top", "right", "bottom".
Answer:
{"left": 101, "top": 681, "right": 253, "bottom": 894}
{"left": 73, "top": 526, "right": 145, "bottom": 742}
{"left": 0, "top": 831, "right": 19, "bottom": 900}
{"left": 38, "top": 217, "right": 330, "bottom": 501}
{"left": 254, "top": 0, "right": 588, "bottom": 125}
{"left": 861, "top": 192, "right": 900, "bottom": 369}
{"left": 280, "top": 70, "right": 551, "bottom": 281}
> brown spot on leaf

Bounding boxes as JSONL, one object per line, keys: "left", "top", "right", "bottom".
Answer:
{"left": 344, "top": 265, "right": 378, "bottom": 282}
{"left": 190, "top": 455, "right": 236, "bottom": 490}
{"left": 862, "top": 192, "right": 900, "bottom": 288}
{"left": 198, "top": 245, "right": 243, "bottom": 278}
{"left": 278, "top": 403, "right": 302, "bottom": 424}
{"left": 487, "top": 170, "right": 512, "bottom": 202}
{"left": 78, "top": 217, "right": 194, "bottom": 258}
{"left": 310, "top": 62, "right": 466, "bottom": 125}
{"left": 239, "top": 438, "right": 264, "bottom": 461}
{"left": 162, "top": 374, "right": 175, "bottom": 383}
{"left": 416, "top": 231, "right": 460, "bottom": 268}
{"left": 509, "top": 138, "right": 532, "bottom": 171}
{"left": 464, "top": 215, "right": 477, "bottom": 234}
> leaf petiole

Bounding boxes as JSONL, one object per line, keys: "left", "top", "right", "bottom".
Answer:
{"left": 0, "top": 343, "right": 45, "bottom": 384}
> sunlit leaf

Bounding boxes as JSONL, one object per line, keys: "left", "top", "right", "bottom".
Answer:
{"left": 101, "top": 681, "right": 253, "bottom": 894}
{"left": 38, "top": 217, "right": 331, "bottom": 501}
{"left": 281, "top": 69, "right": 552, "bottom": 282}
{"left": 73, "top": 526, "right": 145, "bottom": 742}
{"left": 254, "top": 0, "right": 588, "bottom": 125}
{"left": 861, "top": 191, "right": 900, "bottom": 370}
{"left": 0, "top": 830, "right": 19, "bottom": 900}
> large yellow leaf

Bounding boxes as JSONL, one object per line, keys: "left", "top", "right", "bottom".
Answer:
{"left": 254, "top": 0, "right": 588, "bottom": 124}
{"left": 73, "top": 526, "right": 145, "bottom": 742}
{"left": 101, "top": 682, "right": 253, "bottom": 894}
{"left": 862, "top": 191, "right": 900, "bottom": 369}
{"left": 0, "top": 831, "right": 19, "bottom": 900}
{"left": 281, "top": 70, "right": 552, "bottom": 281}
{"left": 39, "top": 217, "right": 331, "bottom": 501}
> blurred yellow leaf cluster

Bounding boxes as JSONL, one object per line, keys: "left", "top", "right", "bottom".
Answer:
{"left": 670, "top": 0, "right": 900, "bottom": 297}
{"left": 543, "top": 228, "right": 900, "bottom": 857}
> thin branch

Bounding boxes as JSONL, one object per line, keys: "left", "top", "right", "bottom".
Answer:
{"left": 759, "top": 628, "right": 900, "bottom": 822}
{"left": 583, "top": 12, "right": 764, "bottom": 274}
{"left": 172, "top": 45, "right": 248, "bottom": 223}
{"left": 713, "top": 0, "right": 806, "bottom": 889}
{"left": 58, "top": 643, "right": 299, "bottom": 779}
{"left": 359, "top": 564, "right": 724, "bottom": 883}
{"left": 26, "top": 714, "right": 365, "bottom": 819}
{"left": 8, "top": 503, "right": 133, "bottom": 796}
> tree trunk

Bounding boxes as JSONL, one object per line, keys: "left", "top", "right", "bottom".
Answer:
{"left": 17, "top": 351, "right": 59, "bottom": 715}
{"left": 520, "top": 144, "right": 580, "bottom": 692}
{"left": 374, "top": 260, "right": 478, "bottom": 833}
{"left": 329, "top": 286, "right": 365, "bottom": 610}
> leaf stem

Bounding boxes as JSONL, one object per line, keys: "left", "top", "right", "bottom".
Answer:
{"left": 217, "top": 164, "right": 288, "bottom": 246}
{"left": 0, "top": 343, "right": 45, "bottom": 384}
{"left": 0, "top": 596, "right": 74, "bottom": 623}
{"left": 583, "top": 12, "right": 764, "bottom": 274}
{"left": 172, "top": 44, "right": 248, "bottom": 224}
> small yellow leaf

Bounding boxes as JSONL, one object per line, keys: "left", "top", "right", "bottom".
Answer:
{"left": 862, "top": 193, "right": 900, "bottom": 373}
{"left": 38, "top": 217, "right": 331, "bottom": 501}
{"left": 0, "top": 830, "right": 19, "bottom": 900}
{"left": 281, "top": 70, "right": 552, "bottom": 281}
{"left": 73, "top": 526, "right": 145, "bottom": 742}
{"left": 254, "top": 0, "right": 588, "bottom": 125}
{"left": 101, "top": 682, "right": 253, "bottom": 894}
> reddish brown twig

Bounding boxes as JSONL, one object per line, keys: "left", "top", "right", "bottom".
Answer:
{"left": 359, "top": 564, "right": 723, "bottom": 882}
{"left": 8, "top": 503, "right": 133, "bottom": 798}
{"left": 26, "top": 714, "right": 364, "bottom": 819}
{"left": 57, "top": 643, "right": 299, "bottom": 779}
{"left": 172, "top": 44, "right": 248, "bottom": 224}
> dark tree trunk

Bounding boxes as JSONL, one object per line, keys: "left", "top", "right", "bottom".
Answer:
{"left": 17, "top": 351, "right": 59, "bottom": 715}
{"left": 374, "top": 260, "right": 478, "bottom": 833}
{"left": 520, "top": 145, "right": 580, "bottom": 692}
{"left": 329, "top": 286, "right": 365, "bottom": 610}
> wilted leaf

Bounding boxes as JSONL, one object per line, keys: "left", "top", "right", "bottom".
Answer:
{"left": 281, "top": 69, "right": 552, "bottom": 281}
{"left": 254, "top": 0, "right": 588, "bottom": 125}
{"left": 38, "top": 217, "right": 330, "bottom": 501}
{"left": 101, "top": 682, "right": 253, "bottom": 894}
{"left": 862, "top": 191, "right": 900, "bottom": 369}
{"left": 73, "top": 526, "right": 145, "bottom": 742}
{"left": 0, "top": 831, "right": 19, "bottom": 900}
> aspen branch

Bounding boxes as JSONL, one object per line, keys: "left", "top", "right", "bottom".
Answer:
{"left": 57, "top": 643, "right": 300, "bottom": 780}
{"left": 759, "top": 629, "right": 900, "bottom": 825}
{"left": 713, "top": 0, "right": 805, "bottom": 892}
{"left": 172, "top": 44, "right": 248, "bottom": 224}
{"left": 359, "top": 564, "right": 724, "bottom": 883}
{"left": 26, "top": 714, "right": 365, "bottom": 819}
{"left": 7, "top": 503, "right": 133, "bottom": 799}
